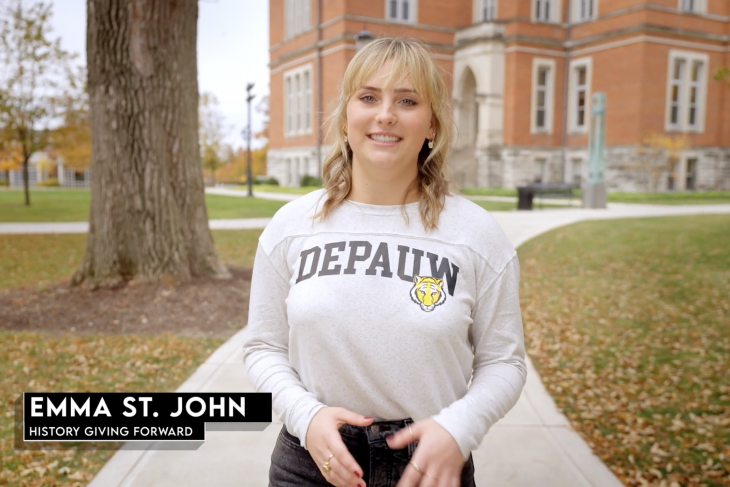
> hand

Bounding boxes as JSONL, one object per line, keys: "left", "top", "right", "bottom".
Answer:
{"left": 305, "top": 407, "right": 374, "bottom": 487}
{"left": 387, "top": 418, "right": 464, "bottom": 487}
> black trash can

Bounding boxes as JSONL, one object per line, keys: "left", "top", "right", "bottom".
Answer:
{"left": 517, "top": 186, "right": 534, "bottom": 210}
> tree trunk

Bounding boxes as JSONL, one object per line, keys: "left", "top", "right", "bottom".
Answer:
{"left": 74, "top": 0, "right": 229, "bottom": 287}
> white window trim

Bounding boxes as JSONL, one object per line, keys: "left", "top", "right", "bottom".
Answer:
{"left": 678, "top": 0, "right": 706, "bottom": 14}
{"left": 385, "top": 0, "right": 418, "bottom": 24}
{"left": 284, "top": 64, "right": 314, "bottom": 138}
{"left": 285, "top": 0, "right": 311, "bottom": 39}
{"left": 531, "top": 0, "right": 561, "bottom": 23}
{"left": 572, "top": 0, "right": 598, "bottom": 23}
{"left": 664, "top": 49, "right": 708, "bottom": 133}
{"left": 473, "top": 0, "right": 497, "bottom": 23}
{"left": 530, "top": 58, "right": 556, "bottom": 134}
{"left": 567, "top": 57, "right": 592, "bottom": 134}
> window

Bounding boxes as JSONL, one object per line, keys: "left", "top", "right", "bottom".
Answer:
{"left": 576, "top": 67, "right": 587, "bottom": 127}
{"left": 535, "top": 0, "right": 551, "bottom": 21}
{"left": 284, "top": 65, "right": 314, "bottom": 137}
{"left": 531, "top": 58, "right": 556, "bottom": 133}
{"left": 482, "top": 0, "right": 496, "bottom": 21}
{"left": 386, "top": 0, "right": 415, "bottom": 23}
{"left": 285, "top": 0, "right": 310, "bottom": 38}
{"left": 685, "top": 158, "right": 698, "bottom": 190}
{"left": 688, "top": 61, "right": 702, "bottom": 127}
{"left": 669, "top": 59, "right": 684, "bottom": 126}
{"left": 665, "top": 50, "right": 708, "bottom": 132}
{"left": 295, "top": 74, "right": 301, "bottom": 132}
{"left": 678, "top": 0, "right": 706, "bottom": 13}
{"left": 285, "top": 78, "right": 292, "bottom": 134}
{"left": 574, "top": 0, "right": 596, "bottom": 22}
{"left": 568, "top": 58, "right": 592, "bottom": 133}
{"left": 304, "top": 71, "right": 311, "bottom": 131}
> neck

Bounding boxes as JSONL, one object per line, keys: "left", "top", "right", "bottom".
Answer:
{"left": 348, "top": 157, "right": 420, "bottom": 205}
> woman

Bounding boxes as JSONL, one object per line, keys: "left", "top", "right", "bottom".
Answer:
{"left": 243, "top": 37, "right": 526, "bottom": 487}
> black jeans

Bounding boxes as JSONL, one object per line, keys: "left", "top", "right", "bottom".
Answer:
{"left": 269, "top": 419, "right": 476, "bottom": 487}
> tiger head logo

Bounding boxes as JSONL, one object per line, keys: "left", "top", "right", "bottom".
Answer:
{"left": 410, "top": 275, "right": 446, "bottom": 312}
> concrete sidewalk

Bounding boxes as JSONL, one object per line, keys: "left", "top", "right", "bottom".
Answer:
{"left": 23, "top": 203, "right": 730, "bottom": 486}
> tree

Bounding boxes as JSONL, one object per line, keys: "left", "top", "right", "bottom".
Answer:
{"left": 0, "top": 0, "right": 74, "bottom": 205}
{"left": 216, "top": 146, "right": 267, "bottom": 183}
{"left": 0, "top": 138, "right": 22, "bottom": 182}
{"left": 627, "top": 133, "right": 689, "bottom": 192}
{"left": 199, "top": 92, "right": 229, "bottom": 185}
{"left": 73, "top": 0, "right": 228, "bottom": 287}
{"left": 714, "top": 67, "right": 730, "bottom": 88}
{"left": 49, "top": 66, "right": 92, "bottom": 171}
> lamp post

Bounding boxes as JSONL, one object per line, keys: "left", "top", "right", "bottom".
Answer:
{"left": 245, "top": 82, "right": 255, "bottom": 197}
{"left": 355, "top": 27, "right": 374, "bottom": 51}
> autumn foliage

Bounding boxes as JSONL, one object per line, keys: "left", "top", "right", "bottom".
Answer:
{"left": 520, "top": 216, "right": 730, "bottom": 487}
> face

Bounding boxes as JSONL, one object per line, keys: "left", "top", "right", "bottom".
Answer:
{"left": 345, "top": 61, "right": 434, "bottom": 177}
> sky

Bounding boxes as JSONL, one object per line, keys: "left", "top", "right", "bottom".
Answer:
{"left": 50, "top": 0, "right": 270, "bottom": 149}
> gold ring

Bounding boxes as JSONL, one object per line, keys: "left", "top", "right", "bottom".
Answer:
{"left": 409, "top": 461, "right": 422, "bottom": 473}
{"left": 321, "top": 454, "right": 334, "bottom": 474}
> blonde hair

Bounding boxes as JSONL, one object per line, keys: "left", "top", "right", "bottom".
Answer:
{"left": 314, "top": 37, "right": 453, "bottom": 230}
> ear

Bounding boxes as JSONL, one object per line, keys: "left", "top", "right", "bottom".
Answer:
{"left": 435, "top": 278, "right": 443, "bottom": 287}
{"left": 414, "top": 276, "right": 422, "bottom": 285}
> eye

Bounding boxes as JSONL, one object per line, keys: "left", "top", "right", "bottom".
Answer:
{"left": 359, "top": 94, "right": 376, "bottom": 102}
{"left": 400, "top": 98, "right": 417, "bottom": 106}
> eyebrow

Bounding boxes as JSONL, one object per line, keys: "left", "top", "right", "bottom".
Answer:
{"left": 359, "top": 85, "right": 418, "bottom": 94}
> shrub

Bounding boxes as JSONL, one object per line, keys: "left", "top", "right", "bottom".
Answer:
{"left": 300, "top": 175, "right": 322, "bottom": 187}
{"left": 36, "top": 178, "right": 60, "bottom": 187}
{"left": 0, "top": 179, "right": 8, "bottom": 186}
{"left": 259, "top": 176, "right": 279, "bottom": 186}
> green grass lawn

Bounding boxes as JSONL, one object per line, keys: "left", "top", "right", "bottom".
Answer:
{"left": 460, "top": 187, "right": 518, "bottom": 197}
{"left": 461, "top": 187, "right": 730, "bottom": 205}
{"left": 607, "top": 190, "right": 730, "bottom": 205}
{"left": 245, "top": 184, "right": 321, "bottom": 195}
{"left": 0, "top": 189, "right": 287, "bottom": 222}
{"left": 0, "top": 332, "right": 224, "bottom": 486}
{"left": 518, "top": 215, "right": 730, "bottom": 486}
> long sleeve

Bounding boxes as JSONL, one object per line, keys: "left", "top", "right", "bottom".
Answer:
{"left": 242, "top": 243, "right": 326, "bottom": 449}
{"left": 431, "top": 255, "right": 527, "bottom": 460}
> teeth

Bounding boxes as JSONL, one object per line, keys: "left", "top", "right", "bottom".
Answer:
{"left": 369, "top": 134, "right": 400, "bottom": 143}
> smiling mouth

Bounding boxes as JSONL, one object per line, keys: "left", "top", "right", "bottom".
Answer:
{"left": 368, "top": 134, "right": 402, "bottom": 143}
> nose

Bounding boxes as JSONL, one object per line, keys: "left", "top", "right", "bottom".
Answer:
{"left": 375, "top": 101, "right": 396, "bottom": 125}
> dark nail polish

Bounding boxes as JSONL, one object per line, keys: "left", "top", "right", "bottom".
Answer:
{"left": 364, "top": 417, "right": 373, "bottom": 420}
{"left": 354, "top": 471, "right": 360, "bottom": 477}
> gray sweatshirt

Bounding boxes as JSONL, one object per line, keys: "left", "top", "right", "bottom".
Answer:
{"left": 242, "top": 190, "right": 526, "bottom": 459}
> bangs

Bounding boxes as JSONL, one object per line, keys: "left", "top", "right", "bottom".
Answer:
{"left": 343, "top": 39, "right": 433, "bottom": 104}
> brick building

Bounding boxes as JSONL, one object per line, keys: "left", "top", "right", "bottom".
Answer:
{"left": 267, "top": 0, "right": 730, "bottom": 191}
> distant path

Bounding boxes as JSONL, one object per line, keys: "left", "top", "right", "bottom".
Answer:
{"left": 3, "top": 201, "right": 729, "bottom": 236}
{"left": 205, "top": 186, "right": 302, "bottom": 201}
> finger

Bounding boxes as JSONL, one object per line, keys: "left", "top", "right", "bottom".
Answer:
{"left": 395, "top": 461, "right": 422, "bottom": 487}
{"left": 334, "top": 408, "right": 374, "bottom": 428}
{"left": 327, "top": 454, "right": 365, "bottom": 487}
{"left": 328, "top": 434, "right": 366, "bottom": 486}
{"left": 386, "top": 423, "right": 418, "bottom": 450}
